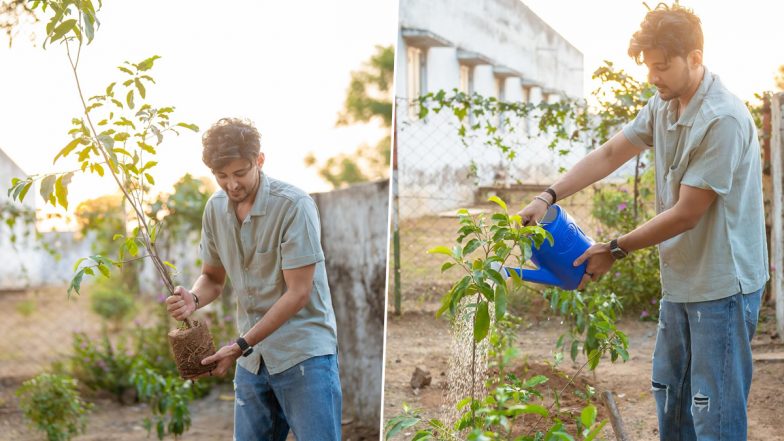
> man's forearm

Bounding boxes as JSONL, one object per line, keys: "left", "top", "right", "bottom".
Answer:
{"left": 617, "top": 207, "right": 696, "bottom": 253}
{"left": 547, "top": 132, "right": 642, "bottom": 202}
{"left": 241, "top": 289, "right": 309, "bottom": 347}
{"left": 191, "top": 274, "right": 224, "bottom": 309}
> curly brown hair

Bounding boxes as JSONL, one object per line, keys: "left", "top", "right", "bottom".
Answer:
{"left": 201, "top": 118, "right": 261, "bottom": 170}
{"left": 628, "top": 3, "right": 703, "bottom": 64}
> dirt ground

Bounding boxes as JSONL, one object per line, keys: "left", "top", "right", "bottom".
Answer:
{"left": 0, "top": 287, "right": 379, "bottom": 441}
{"left": 383, "top": 300, "right": 783, "bottom": 441}
{"left": 1, "top": 380, "right": 376, "bottom": 440}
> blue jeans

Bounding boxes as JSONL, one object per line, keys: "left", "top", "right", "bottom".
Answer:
{"left": 233, "top": 354, "right": 342, "bottom": 441}
{"left": 651, "top": 289, "right": 762, "bottom": 441}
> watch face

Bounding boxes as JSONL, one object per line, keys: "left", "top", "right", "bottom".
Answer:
{"left": 611, "top": 248, "right": 626, "bottom": 259}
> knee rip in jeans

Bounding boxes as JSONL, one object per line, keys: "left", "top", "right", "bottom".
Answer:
{"left": 651, "top": 380, "right": 669, "bottom": 413}
{"left": 691, "top": 392, "right": 710, "bottom": 415}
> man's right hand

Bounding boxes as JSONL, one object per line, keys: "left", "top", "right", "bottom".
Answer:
{"left": 517, "top": 196, "right": 551, "bottom": 227}
{"left": 165, "top": 286, "right": 196, "bottom": 321}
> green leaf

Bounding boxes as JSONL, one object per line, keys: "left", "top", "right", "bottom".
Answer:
{"left": 93, "top": 163, "right": 104, "bottom": 176}
{"left": 126, "top": 90, "right": 135, "bottom": 109}
{"left": 54, "top": 172, "right": 73, "bottom": 210}
{"left": 48, "top": 18, "right": 76, "bottom": 44}
{"left": 507, "top": 403, "right": 549, "bottom": 417}
{"left": 488, "top": 195, "right": 507, "bottom": 211}
{"left": 140, "top": 161, "right": 158, "bottom": 172}
{"left": 138, "top": 141, "right": 156, "bottom": 154}
{"left": 39, "top": 174, "right": 57, "bottom": 206}
{"left": 72, "top": 257, "right": 87, "bottom": 272}
{"left": 134, "top": 78, "right": 146, "bottom": 99}
{"left": 54, "top": 138, "right": 82, "bottom": 163}
{"left": 583, "top": 420, "right": 608, "bottom": 441}
{"left": 523, "top": 375, "right": 548, "bottom": 388}
{"left": 18, "top": 182, "right": 32, "bottom": 203}
{"left": 462, "top": 238, "right": 481, "bottom": 255}
{"left": 473, "top": 301, "right": 490, "bottom": 342}
{"left": 136, "top": 55, "right": 161, "bottom": 72}
{"left": 571, "top": 340, "right": 580, "bottom": 362}
{"left": 144, "top": 173, "right": 155, "bottom": 185}
{"left": 176, "top": 122, "right": 199, "bottom": 132}
{"left": 118, "top": 66, "right": 134, "bottom": 75}
{"left": 97, "top": 264, "right": 110, "bottom": 278}
{"left": 440, "top": 262, "right": 455, "bottom": 273}
{"left": 427, "top": 246, "right": 453, "bottom": 256}
{"left": 580, "top": 405, "right": 598, "bottom": 428}
{"left": 494, "top": 283, "right": 506, "bottom": 318}
{"left": 163, "top": 261, "right": 178, "bottom": 271}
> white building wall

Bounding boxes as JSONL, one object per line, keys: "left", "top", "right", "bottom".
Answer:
{"left": 0, "top": 148, "right": 43, "bottom": 289}
{"left": 396, "top": 0, "right": 587, "bottom": 219}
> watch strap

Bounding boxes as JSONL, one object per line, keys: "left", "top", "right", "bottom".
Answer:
{"left": 610, "top": 238, "right": 628, "bottom": 259}
{"left": 235, "top": 337, "right": 253, "bottom": 357}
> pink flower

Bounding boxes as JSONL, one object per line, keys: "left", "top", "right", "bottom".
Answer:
{"left": 640, "top": 310, "right": 650, "bottom": 319}
{"left": 617, "top": 203, "right": 627, "bottom": 211}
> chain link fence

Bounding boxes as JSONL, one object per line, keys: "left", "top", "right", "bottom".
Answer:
{"left": 391, "top": 96, "right": 605, "bottom": 312}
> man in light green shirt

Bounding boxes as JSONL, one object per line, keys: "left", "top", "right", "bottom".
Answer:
{"left": 519, "top": 4, "right": 767, "bottom": 440}
{"left": 165, "top": 118, "right": 341, "bottom": 441}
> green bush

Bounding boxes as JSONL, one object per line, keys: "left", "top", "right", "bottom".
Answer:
{"left": 70, "top": 331, "right": 135, "bottom": 400}
{"left": 16, "top": 373, "right": 92, "bottom": 441}
{"left": 89, "top": 278, "right": 136, "bottom": 322}
{"left": 589, "top": 173, "right": 662, "bottom": 320}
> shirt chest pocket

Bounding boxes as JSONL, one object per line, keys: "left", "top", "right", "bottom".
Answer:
{"left": 663, "top": 158, "right": 691, "bottom": 207}
{"left": 250, "top": 248, "right": 282, "bottom": 286}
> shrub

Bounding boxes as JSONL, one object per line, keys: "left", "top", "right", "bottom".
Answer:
{"left": 589, "top": 174, "right": 662, "bottom": 319}
{"left": 69, "top": 331, "right": 135, "bottom": 400}
{"left": 16, "top": 373, "right": 92, "bottom": 441}
{"left": 89, "top": 277, "right": 136, "bottom": 323}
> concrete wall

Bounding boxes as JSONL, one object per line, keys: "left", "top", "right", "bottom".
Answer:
{"left": 311, "top": 180, "right": 388, "bottom": 427}
{"left": 0, "top": 148, "right": 42, "bottom": 290}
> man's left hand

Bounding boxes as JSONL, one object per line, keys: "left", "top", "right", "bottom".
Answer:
{"left": 188, "top": 343, "right": 242, "bottom": 380}
{"left": 573, "top": 242, "right": 616, "bottom": 290}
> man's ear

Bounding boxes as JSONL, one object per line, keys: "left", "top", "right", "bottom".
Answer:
{"left": 257, "top": 152, "right": 265, "bottom": 168}
{"left": 689, "top": 49, "right": 703, "bottom": 68}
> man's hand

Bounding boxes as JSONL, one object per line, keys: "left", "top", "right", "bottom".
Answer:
{"left": 187, "top": 343, "right": 242, "bottom": 379}
{"left": 165, "top": 286, "right": 196, "bottom": 321}
{"left": 517, "top": 197, "right": 550, "bottom": 227}
{"left": 573, "top": 242, "right": 616, "bottom": 290}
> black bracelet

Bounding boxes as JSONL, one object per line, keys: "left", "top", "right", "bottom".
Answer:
{"left": 544, "top": 187, "right": 557, "bottom": 204}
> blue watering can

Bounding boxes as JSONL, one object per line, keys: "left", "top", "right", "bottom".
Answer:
{"left": 499, "top": 204, "right": 592, "bottom": 290}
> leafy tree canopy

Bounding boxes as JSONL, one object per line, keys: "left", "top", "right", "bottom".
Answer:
{"left": 306, "top": 45, "right": 393, "bottom": 189}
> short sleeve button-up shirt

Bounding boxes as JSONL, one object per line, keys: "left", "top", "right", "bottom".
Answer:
{"left": 622, "top": 67, "right": 769, "bottom": 302}
{"left": 199, "top": 171, "right": 337, "bottom": 374}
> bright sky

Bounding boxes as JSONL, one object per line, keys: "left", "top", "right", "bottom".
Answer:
{"left": 522, "top": 0, "right": 783, "bottom": 102}
{"left": 0, "top": 0, "right": 395, "bottom": 229}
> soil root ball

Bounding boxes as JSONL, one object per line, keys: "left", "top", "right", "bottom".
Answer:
{"left": 168, "top": 320, "right": 218, "bottom": 379}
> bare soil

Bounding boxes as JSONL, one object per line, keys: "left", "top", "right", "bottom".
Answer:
{"left": 0, "top": 287, "right": 379, "bottom": 440}
{"left": 383, "top": 301, "right": 783, "bottom": 440}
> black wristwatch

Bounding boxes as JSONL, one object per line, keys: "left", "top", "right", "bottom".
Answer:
{"left": 609, "top": 238, "right": 628, "bottom": 260}
{"left": 235, "top": 337, "right": 254, "bottom": 357}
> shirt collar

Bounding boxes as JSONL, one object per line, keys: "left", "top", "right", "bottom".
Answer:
{"left": 667, "top": 66, "right": 714, "bottom": 129}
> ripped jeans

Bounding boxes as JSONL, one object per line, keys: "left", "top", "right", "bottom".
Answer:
{"left": 233, "top": 354, "right": 342, "bottom": 441}
{"left": 651, "top": 288, "right": 762, "bottom": 441}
